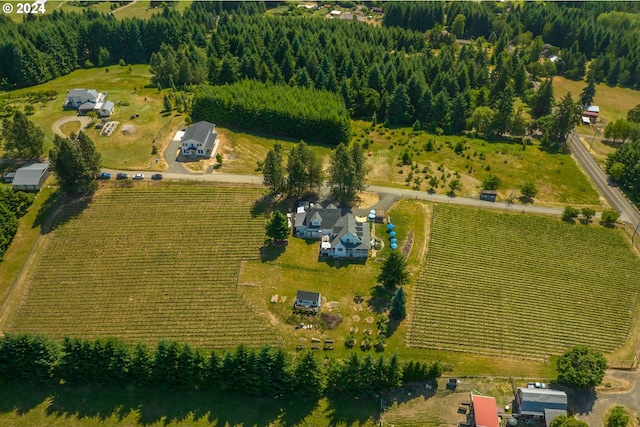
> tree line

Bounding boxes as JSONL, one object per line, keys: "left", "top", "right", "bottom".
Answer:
{"left": 192, "top": 81, "right": 351, "bottom": 146}
{"left": 0, "top": 334, "right": 443, "bottom": 397}
{"left": 384, "top": 2, "right": 640, "bottom": 88}
{"left": 0, "top": 188, "right": 34, "bottom": 260}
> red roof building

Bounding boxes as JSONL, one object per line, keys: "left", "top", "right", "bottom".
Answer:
{"left": 470, "top": 393, "right": 500, "bottom": 427}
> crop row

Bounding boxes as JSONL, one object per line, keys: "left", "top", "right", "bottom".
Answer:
{"left": 9, "top": 187, "right": 279, "bottom": 349}
{"left": 408, "top": 204, "right": 640, "bottom": 358}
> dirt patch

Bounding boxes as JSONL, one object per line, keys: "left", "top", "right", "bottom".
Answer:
{"left": 354, "top": 192, "right": 380, "bottom": 209}
{"left": 597, "top": 376, "right": 633, "bottom": 393}
{"left": 402, "top": 230, "right": 414, "bottom": 258}
{"left": 121, "top": 124, "right": 138, "bottom": 135}
{"left": 353, "top": 303, "right": 364, "bottom": 311}
{"left": 320, "top": 312, "right": 343, "bottom": 330}
{"left": 365, "top": 316, "right": 374, "bottom": 323}
{"left": 352, "top": 314, "right": 361, "bottom": 322}
{"left": 324, "top": 301, "right": 339, "bottom": 310}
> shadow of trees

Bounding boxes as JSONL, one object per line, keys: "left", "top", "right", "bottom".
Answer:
{"left": 0, "top": 381, "right": 378, "bottom": 427}
{"left": 32, "top": 191, "right": 94, "bottom": 235}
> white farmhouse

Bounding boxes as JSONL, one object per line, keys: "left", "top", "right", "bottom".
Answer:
{"left": 181, "top": 121, "right": 218, "bottom": 158}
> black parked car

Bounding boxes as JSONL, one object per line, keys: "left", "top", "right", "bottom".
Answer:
{"left": 151, "top": 174, "right": 163, "bottom": 180}
{"left": 116, "top": 173, "right": 129, "bottom": 180}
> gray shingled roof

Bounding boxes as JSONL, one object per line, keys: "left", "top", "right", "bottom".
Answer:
{"left": 330, "top": 213, "right": 370, "bottom": 250}
{"left": 303, "top": 205, "right": 343, "bottom": 230}
{"left": 12, "top": 163, "right": 49, "bottom": 187}
{"left": 182, "top": 121, "right": 215, "bottom": 145}
{"left": 68, "top": 89, "right": 98, "bottom": 99}
{"left": 101, "top": 100, "right": 114, "bottom": 111}
{"left": 296, "top": 290, "right": 321, "bottom": 302}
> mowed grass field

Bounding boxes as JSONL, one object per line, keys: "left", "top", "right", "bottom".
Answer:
{"left": 5, "top": 185, "right": 281, "bottom": 349}
{"left": 0, "top": 64, "right": 185, "bottom": 170}
{"left": 408, "top": 204, "right": 640, "bottom": 360}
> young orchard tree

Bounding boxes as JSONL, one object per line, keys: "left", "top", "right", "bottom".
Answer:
{"left": 581, "top": 207, "right": 595, "bottom": 223}
{"left": 519, "top": 182, "right": 538, "bottom": 201}
{"left": 562, "top": 206, "right": 580, "bottom": 222}
{"left": 378, "top": 251, "right": 409, "bottom": 290}
{"left": 482, "top": 174, "right": 502, "bottom": 190}
{"left": 1, "top": 110, "right": 45, "bottom": 159}
{"left": 600, "top": 210, "right": 620, "bottom": 227}
{"left": 265, "top": 211, "right": 290, "bottom": 244}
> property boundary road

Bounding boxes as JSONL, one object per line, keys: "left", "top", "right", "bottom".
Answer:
{"left": 570, "top": 132, "right": 640, "bottom": 227}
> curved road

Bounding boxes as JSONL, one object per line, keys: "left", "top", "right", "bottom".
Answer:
{"left": 51, "top": 116, "right": 92, "bottom": 138}
{"left": 570, "top": 132, "right": 640, "bottom": 227}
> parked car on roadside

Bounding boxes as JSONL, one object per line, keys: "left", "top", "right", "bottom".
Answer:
{"left": 133, "top": 173, "right": 144, "bottom": 180}
{"left": 151, "top": 174, "right": 163, "bottom": 180}
{"left": 97, "top": 172, "right": 111, "bottom": 180}
{"left": 116, "top": 173, "right": 128, "bottom": 180}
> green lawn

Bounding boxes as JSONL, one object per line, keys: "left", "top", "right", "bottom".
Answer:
{"left": 352, "top": 121, "right": 602, "bottom": 207}
{"left": 553, "top": 76, "right": 640, "bottom": 125}
{"left": 409, "top": 204, "right": 640, "bottom": 360}
{"left": 0, "top": 65, "right": 185, "bottom": 170}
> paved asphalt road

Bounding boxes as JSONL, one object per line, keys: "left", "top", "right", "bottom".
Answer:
{"left": 570, "top": 132, "right": 640, "bottom": 227}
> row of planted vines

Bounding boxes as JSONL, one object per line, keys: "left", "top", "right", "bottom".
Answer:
{"left": 8, "top": 186, "right": 281, "bottom": 349}
{"left": 408, "top": 204, "right": 640, "bottom": 359}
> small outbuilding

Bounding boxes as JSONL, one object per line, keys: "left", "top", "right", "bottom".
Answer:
{"left": 99, "top": 100, "right": 115, "bottom": 117}
{"left": 11, "top": 163, "right": 49, "bottom": 192}
{"left": 480, "top": 190, "right": 497, "bottom": 202}
{"left": 294, "top": 290, "right": 322, "bottom": 312}
{"left": 516, "top": 387, "right": 567, "bottom": 427}
{"left": 2, "top": 171, "right": 16, "bottom": 183}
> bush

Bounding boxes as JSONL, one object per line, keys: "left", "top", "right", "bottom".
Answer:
{"left": 606, "top": 405, "right": 630, "bottom": 427}
{"left": 345, "top": 334, "right": 356, "bottom": 349}
{"left": 601, "top": 210, "right": 620, "bottom": 227}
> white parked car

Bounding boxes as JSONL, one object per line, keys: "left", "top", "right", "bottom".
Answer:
{"left": 133, "top": 173, "right": 144, "bottom": 180}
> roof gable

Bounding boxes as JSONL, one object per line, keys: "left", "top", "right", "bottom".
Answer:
{"left": 182, "top": 121, "right": 216, "bottom": 144}
{"left": 296, "top": 290, "right": 321, "bottom": 302}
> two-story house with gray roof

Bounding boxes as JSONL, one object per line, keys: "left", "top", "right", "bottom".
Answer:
{"left": 180, "top": 121, "right": 218, "bottom": 158}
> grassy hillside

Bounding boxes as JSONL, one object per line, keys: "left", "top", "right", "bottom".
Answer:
{"left": 5, "top": 185, "right": 280, "bottom": 349}
{"left": 409, "top": 204, "right": 640, "bottom": 359}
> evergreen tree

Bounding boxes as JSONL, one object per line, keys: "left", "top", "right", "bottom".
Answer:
{"left": 49, "top": 132, "right": 101, "bottom": 193}
{"left": 378, "top": 251, "right": 409, "bottom": 289}
{"left": 328, "top": 142, "right": 367, "bottom": 205}
{"left": 450, "top": 93, "right": 468, "bottom": 134}
{"left": 163, "top": 93, "right": 172, "bottom": 112}
{"left": 292, "top": 352, "right": 325, "bottom": 397}
{"left": 627, "top": 104, "right": 640, "bottom": 123}
{"left": 130, "top": 342, "right": 153, "bottom": 386}
{"left": 387, "top": 84, "right": 413, "bottom": 126}
{"left": 1, "top": 111, "right": 44, "bottom": 159}
{"left": 490, "top": 84, "right": 515, "bottom": 136}
{"left": 262, "top": 143, "right": 286, "bottom": 195}
{"left": 579, "top": 76, "right": 596, "bottom": 107}
{"left": 531, "top": 79, "right": 554, "bottom": 118}
{"left": 390, "top": 287, "right": 407, "bottom": 320}
{"left": 265, "top": 211, "right": 290, "bottom": 243}
{"left": 286, "top": 141, "right": 323, "bottom": 197}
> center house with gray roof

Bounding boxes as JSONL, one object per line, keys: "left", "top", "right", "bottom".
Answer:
{"left": 294, "top": 202, "right": 370, "bottom": 259}
{"left": 180, "top": 121, "right": 218, "bottom": 158}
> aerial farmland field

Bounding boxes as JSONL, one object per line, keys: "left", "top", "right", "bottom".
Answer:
{"left": 408, "top": 205, "right": 640, "bottom": 360}
{"left": 5, "top": 185, "right": 281, "bottom": 349}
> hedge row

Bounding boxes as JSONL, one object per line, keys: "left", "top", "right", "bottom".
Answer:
{"left": 191, "top": 81, "right": 351, "bottom": 146}
{"left": 0, "top": 334, "right": 442, "bottom": 397}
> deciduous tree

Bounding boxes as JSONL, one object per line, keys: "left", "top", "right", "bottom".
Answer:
{"left": 557, "top": 345, "right": 607, "bottom": 389}
{"left": 562, "top": 206, "right": 580, "bottom": 222}
{"left": 600, "top": 210, "right": 620, "bottom": 227}
{"left": 550, "top": 416, "right": 589, "bottom": 427}
{"left": 49, "top": 132, "right": 101, "bottom": 193}
{"left": 520, "top": 182, "right": 538, "bottom": 201}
